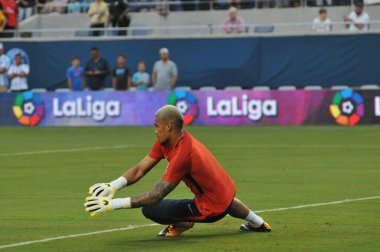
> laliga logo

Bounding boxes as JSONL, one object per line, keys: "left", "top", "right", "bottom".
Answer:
{"left": 53, "top": 96, "right": 121, "bottom": 122}
{"left": 329, "top": 89, "right": 364, "bottom": 126}
{"left": 167, "top": 91, "right": 198, "bottom": 125}
{"left": 13, "top": 91, "right": 45, "bottom": 126}
{"left": 207, "top": 95, "right": 277, "bottom": 121}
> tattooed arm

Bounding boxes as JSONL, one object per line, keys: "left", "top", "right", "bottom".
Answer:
{"left": 130, "top": 179, "right": 177, "bottom": 208}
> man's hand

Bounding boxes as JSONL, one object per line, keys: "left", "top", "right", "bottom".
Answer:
{"left": 88, "top": 183, "right": 116, "bottom": 198}
{"left": 84, "top": 196, "right": 112, "bottom": 217}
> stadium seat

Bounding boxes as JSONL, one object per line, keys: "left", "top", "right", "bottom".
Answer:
{"left": 199, "top": 86, "right": 217, "bottom": 91}
{"left": 278, "top": 86, "right": 296, "bottom": 90}
{"left": 304, "top": 86, "right": 322, "bottom": 90}
{"left": 104, "top": 88, "right": 114, "bottom": 91}
{"left": 175, "top": 86, "right": 192, "bottom": 91}
{"left": 331, "top": 85, "right": 349, "bottom": 90}
{"left": 55, "top": 88, "right": 70, "bottom": 92}
{"left": 224, "top": 86, "right": 242, "bottom": 90}
{"left": 31, "top": 88, "right": 47, "bottom": 93}
{"left": 252, "top": 86, "right": 270, "bottom": 90}
{"left": 360, "top": 84, "right": 379, "bottom": 90}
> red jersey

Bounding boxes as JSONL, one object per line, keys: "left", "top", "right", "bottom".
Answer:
{"left": 149, "top": 130, "right": 236, "bottom": 217}
{"left": 0, "top": 0, "right": 18, "bottom": 27}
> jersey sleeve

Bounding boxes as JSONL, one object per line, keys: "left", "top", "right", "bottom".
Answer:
{"left": 162, "top": 148, "right": 190, "bottom": 184}
{"left": 148, "top": 140, "right": 164, "bottom": 160}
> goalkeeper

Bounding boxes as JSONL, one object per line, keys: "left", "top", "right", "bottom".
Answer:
{"left": 84, "top": 105, "right": 271, "bottom": 237}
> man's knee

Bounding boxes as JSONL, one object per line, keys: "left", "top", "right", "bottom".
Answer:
{"left": 141, "top": 206, "right": 155, "bottom": 220}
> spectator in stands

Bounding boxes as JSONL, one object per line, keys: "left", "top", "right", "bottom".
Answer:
{"left": 85, "top": 47, "right": 110, "bottom": 90}
{"left": 312, "top": 8, "right": 332, "bottom": 32}
{"left": 88, "top": 0, "right": 108, "bottom": 36}
{"left": 344, "top": 3, "right": 369, "bottom": 32}
{"left": 68, "top": 0, "right": 81, "bottom": 13}
{"left": 8, "top": 53, "right": 29, "bottom": 92}
{"left": 222, "top": 7, "right": 245, "bottom": 34}
{"left": 0, "top": 9, "right": 7, "bottom": 32}
{"left": 132, "top": 61, "right": 150, "bottom": 91}
{"left": 152, "top": 48, "right": 178, "bottom": 91}
{"left": 42, "top": 0, "right": 60, "bottom": 14}
{"left": 0, "top": 43, "right": 10, "bottom": 92}
{"left": 0, "top": 0, "right": 18, "bottom": 38}
{"left": 67, "top": 56, "right": 85, "bottom": 91}
{"left": 109, "top": 0, "right": 130, "bottom": 36}
{"left": 81, "top": 0, "right": 93, "bottom": 13}
{"left": 112, "top": 54, "right": 130, "bottom": 90}
{"left": 18, "top": 0, "right": 36, "bottom": 22}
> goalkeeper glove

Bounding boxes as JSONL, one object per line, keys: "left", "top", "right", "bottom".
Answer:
{"left": 88, "top": 177, "right": 127, "bottom": 198}
{"left": 84, "top": 196, "right": 113, "bottom": 217}
{"left": 84, "top": 196, "right": 132, "bottom": 217}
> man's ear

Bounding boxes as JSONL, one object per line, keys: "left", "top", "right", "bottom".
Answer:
{"left": 167, "top": 122, "right": 173, "bottom": 132}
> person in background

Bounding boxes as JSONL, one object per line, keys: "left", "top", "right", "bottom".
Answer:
{"left": 8, "top": 53, "right": 29, "bottom": 92}
{"left": 112, "top": 54, "right": 130, "bottom": 90}
{"left": 42, "top": 0, "right": 59, "bottom": 13}
{"left": 312, "top": 8, "right": 332, "bottom": 32}
{"left": 344, "top": 3, "right": 369, "bottom": 32}
{"left": 0, "top": 43, "right": 10, "bottom": 92}
{"left": 0, "top": 0, "right": 18, "bottom": 38}
{"left": 18, "top": 0, "right": 36, "bottom": 22}
{"left": 68, "top": 0, "right": 81, "bottom": 13}
{"left": 67, "top": 56, "right": 85, "bottom": 91}
{"left": 88, "top": 0, "right": 108, "bottom": 36}
{"left": 85, "top": 47, "right": 109, "bottom": 90}
{"left": 132, "top": 61, "right": 150, "bottom": 91}
{"left": 81, "top": 0, "right": 93, "bottom": 13}
{"left": 222, "top": 7, "right": 245, "bottom": 34}
{"left": 152, "top": 48, "right": 178, "bottom": 91}
{"left": 109, "top": 0, "right": 130, "bottom": 36}
{"left": 0, "top": 9, "right": 7, "bottom": 32}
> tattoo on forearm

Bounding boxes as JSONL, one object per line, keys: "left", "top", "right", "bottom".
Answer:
{"left": 131, "top": 179, "right": 176, "bottom": 208}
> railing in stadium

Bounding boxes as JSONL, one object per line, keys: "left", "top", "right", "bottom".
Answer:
{"left": 31, "top": 0, "right": 360, "bottom": 14}
{"left": 7, "top": 20, "right": 380, "bottom": 39}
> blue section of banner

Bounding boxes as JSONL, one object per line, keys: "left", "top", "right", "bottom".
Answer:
{"left": 3, "top": 34, "right": 380, "bottom": 90}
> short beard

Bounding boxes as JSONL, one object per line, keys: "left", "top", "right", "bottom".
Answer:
{"left": 159, "top": 139, "right": 169, "bottom": 146}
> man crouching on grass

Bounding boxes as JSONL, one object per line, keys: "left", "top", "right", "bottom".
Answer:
{"left": 84, "top": 105, "right": 271, "bottom": 236}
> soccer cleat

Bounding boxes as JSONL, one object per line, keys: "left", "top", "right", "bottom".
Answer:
{"left": 158, "top": 222, "right": 194, "bottom": 237}
{"left": 240, "top": 222, "right": 271, "bottom": 232}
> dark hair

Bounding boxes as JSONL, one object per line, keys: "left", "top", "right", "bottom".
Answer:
{"left": 117, "top": 54, "right": 126, "bottom": 59}
{"left": 71, "top": 56, "right": 80, "bottom": 61}
{"left": 319, "top": 8, "right": 327, "bottom": 14}
{"left": 90, "top": 47, "right": 99, "bottom": 52}
{"left": 15, "top": 53, "right": 22, "bottom": 57}
{"left": 354, "top": 1, "right": 363, "bottom": 8}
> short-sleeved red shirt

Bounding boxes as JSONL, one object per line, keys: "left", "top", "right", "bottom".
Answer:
{"left": 0, "top": 0, "right": 18, "bottom": 27}
{"left": 149, "top": 130, "right": 236, "bottom": 217}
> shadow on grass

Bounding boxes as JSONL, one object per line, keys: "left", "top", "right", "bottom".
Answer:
{"left": 110, "top": 230, "right": 257, "bottom": 250}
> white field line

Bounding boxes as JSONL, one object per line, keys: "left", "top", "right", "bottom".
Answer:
{"left": 0, "top": 143, "right": 378, "bottom": 157}
{"left": 0, "top": 145, "right": 146, "bottom": 157}
{"left": 0, "top": 195, "right": 379, "bottom": 250}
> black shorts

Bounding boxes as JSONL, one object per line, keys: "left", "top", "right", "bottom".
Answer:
{"left": 141, "top": 199, "right": 232, "bottom": 225}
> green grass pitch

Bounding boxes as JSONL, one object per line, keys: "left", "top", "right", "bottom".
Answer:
{"left": 1, "top": 126, "right": 380, "bottom": 251}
